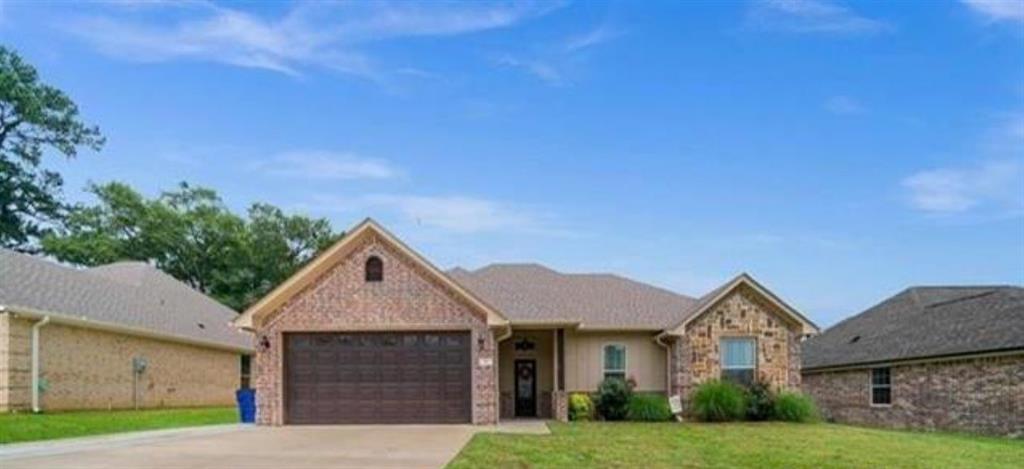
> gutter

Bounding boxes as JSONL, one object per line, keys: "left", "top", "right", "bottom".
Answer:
{"left": 652, "top": 332, "right": 673, "bottom": 394}
{"left": 30, "top": 315, "right": 50, "bottom": 413}
{"left": 802, "top": 348, "right": 1024, "bottom": 374}
{"left": 4, "top": 304, "right": 253, "bottom": 354}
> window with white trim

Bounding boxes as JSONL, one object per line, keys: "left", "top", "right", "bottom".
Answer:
{"left": 603, "top": 344, "right": 626, "bottom": 381}
{"left": 871, "top": 367, "right": 891, "bottom": 405}
{"left": 721, "top": 338, "right": 756, "bottom": 386}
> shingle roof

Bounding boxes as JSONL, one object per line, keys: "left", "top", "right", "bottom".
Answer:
{"left": 0, "top": 249, "right": 251, "bottom": 350}
{"left": 802, "top": 286, "right": 1024, "bottom": 370}
{"left": 448, "top": 263, "right": 698, "bottom": 328}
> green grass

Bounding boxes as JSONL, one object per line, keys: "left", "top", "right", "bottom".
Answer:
{"left": 0, "top": 407, "right": 237, "bottom": 444}
{"left": 448, "top": 422, "right": 1024, "bottom": 469}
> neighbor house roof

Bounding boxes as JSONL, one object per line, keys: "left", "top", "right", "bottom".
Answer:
{"left": 448, "top": 263, "right": 699, "bottom": 329}
{"left": 0, "top": 248, "right": 252, "bottom": 351}
{"left": 802, "top": 286, "right": 1024, "bottom": 371}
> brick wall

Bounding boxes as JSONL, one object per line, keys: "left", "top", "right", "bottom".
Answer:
{"left": 670, "top": 285, "right": 803, "bottom": 409}
{"left": 1, "top": 312, "right": 241, "bottom": 411}
{"left": 803, "top": 354, "right": 1024, "bottom": 437}
{"left": 0, "top": 313, "right": 31, "bottom": 411}
{"left": 253, "top": 233, "right": 498, "bottom": 425}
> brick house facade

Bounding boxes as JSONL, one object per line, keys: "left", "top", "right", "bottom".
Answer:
{"left": 803, "top": 354, "right": 1024, "bottom": 437}
{"left": 235, "top": 219, "right": 818, "bottom": 425}
{"left": 802, "top": 286, "right": 1024, "bottom": 437}
{"left": 1, "top": 249, "right": 252, "bottom": 413}
{"left": 251, "top": 233, "right": 499, "bottom": 425}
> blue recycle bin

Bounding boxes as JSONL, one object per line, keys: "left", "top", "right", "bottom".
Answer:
{"left": 236, "top": 388, "right": 256, "bottom": 423}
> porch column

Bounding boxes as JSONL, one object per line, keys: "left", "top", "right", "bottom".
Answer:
{"left": 551, "top": 328, "right": 568, "bottom": 422}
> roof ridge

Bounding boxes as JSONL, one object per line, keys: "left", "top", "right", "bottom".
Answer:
{"left": 924, "top": 289, "right": 1000, "bottom": 310}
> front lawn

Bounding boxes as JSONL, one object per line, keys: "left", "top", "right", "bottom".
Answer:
{"left": 0, "top": 407, "right": 237, "bottom": 444}
{"left": 448, "top": 422, "right": 1023, "bottom": 469}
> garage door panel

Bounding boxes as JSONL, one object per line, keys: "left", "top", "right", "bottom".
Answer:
{"left": 285, "top": 331, "right": 471, "bottom": 424}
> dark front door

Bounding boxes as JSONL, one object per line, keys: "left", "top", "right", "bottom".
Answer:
{"left": 284, "top": 331, "right": 471, "bottom": 425}
{"left": 514, "top": 359, "right": 536, "bottom": 417}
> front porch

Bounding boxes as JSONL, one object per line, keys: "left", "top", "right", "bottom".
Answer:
{"left": 497, "top": 328, "right": 567, "bottom": 421}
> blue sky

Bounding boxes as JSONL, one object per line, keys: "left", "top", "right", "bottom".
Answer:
{"left": 2, "top": 0, "right": 1022, "bottom": 327}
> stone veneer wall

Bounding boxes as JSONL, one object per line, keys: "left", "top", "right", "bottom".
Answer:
{"left": 803, "top": 354, "right": 1024, "bottom": 437}
{"left": 551, "top": 390, "right": 568, "bottom": 422}
{"left": 1, "top": 312, "right": 240, "bottom": 411}
{"left": 253, "top": 233, "right": 498, "bottom": 425}
{"left": 669, "top": 285, "right": 803, "bottom": 410}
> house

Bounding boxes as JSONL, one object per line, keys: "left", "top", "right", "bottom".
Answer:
{"left": 802, "top": 286, "right": 1024, "bottom": 436}
{"left": 0, "top": 249, "right": 253, "bottom": 412}
{"left": 232, "top": 218, "right": 818, "bottom": 425}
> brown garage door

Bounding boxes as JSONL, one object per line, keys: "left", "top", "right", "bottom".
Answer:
{"left": 284, "top": 332, "right": 472, "bottom": 424}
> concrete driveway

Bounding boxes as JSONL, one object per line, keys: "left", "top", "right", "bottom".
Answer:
{"left": 0, "top": 423, "right": 499, "bottom": 469}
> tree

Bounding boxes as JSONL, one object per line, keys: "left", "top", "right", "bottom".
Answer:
{"left": 0, "top": 46, "right": 104, "bottom": 252}
{"left": 43, "top": 182, "right": 342, "bottom": 311}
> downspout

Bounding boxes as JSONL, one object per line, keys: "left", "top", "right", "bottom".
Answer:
{"left": 31, "top": 315, "right": 51, "bottom": 413}
{"left": 654, "top": 332, "right": 672, "bottom": 395}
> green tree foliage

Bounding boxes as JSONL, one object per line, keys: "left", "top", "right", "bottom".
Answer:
{"left": 0, "top": 46, "right": 104, "bottom": 252}
{"left": 42, "top": 182, "right": 342, "bottom": 311}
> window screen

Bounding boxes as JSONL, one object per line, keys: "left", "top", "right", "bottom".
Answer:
{"left": 871, "top": 367, "right": 891, "bottom": 405}
{"left": 721, "top": 338, "right": 756, "bottom": 386}
{"left": 603, "top": 345, "right": 626, "bottom": 381}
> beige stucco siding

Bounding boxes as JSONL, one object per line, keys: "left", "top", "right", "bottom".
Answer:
{"left": 1, "top": 312, "right": 242, "bottom": 411}
{"left": 564, "top": 331, "right": 667, "bottom": 393}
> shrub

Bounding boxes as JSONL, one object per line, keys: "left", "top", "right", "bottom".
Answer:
{"left": 595, "top": 377, "right": 633, "bottom": 421}
{"left": 569, "top": 393, "right": 594, "bottom": 421}
{"left": 745, "top": 380, "right": 775, "bottom": 421}
{"left": 626, "top": 393, "right": 672, "bottom": 422}
{"left": 691, "top": 380, "right": 747, "bottom": 422}
{"left": 773, "top": 392, "right": 818, "bottom": 423}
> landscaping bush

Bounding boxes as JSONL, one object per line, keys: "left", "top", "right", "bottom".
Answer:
{"left": 568, "top": 393, "right": 594, "bottom": 421}
{"left": 773, "top": 392, "right": 818, "bottom": 423}
{"left": 626, "top": 393, "right": 672, "bottom": 422}
{"left": 691, "top": 380, "right": 747, "bottom": 422}
{"left": 745, "top": 380, "right": 775, "bottom": 421}
{"left": 595, "top": 377, "right": 633, "bottom": 421}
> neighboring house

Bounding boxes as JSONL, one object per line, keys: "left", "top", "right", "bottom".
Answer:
{"left": 802, "top": 286, "right": 1024, "bottom": 437}
{"left": 233, "top": 219, "right": 818, "bottom": 425}
{"left": 0, "top": 249, "right": 253, "bottom": 412}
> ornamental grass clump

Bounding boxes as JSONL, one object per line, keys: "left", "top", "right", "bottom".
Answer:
{"left": 691, "top": 380, "right": 747, "bottom": 422}
{"left": 773, "top": 392, "right": 819, "bottom": 423}
{"left": 626, "top": 393, "right": 673, "bottom": 422}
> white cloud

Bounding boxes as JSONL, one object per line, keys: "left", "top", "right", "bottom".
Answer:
{"left": 495, "top": 55, "right": 564, "bottom": 85}
{"left": 961, "top": 0, "right": 1024, "bottom": 23}
{"left": 253, "top": 151, "right": 400, "bottom": 180}
{"left": 304, "top": 193, "right": 564, "bottom": 235}
{"left": 61, "top": 1, "right": 561, "bottom": 77}
{"left": 824, "top": 95, "right": 866, "bottom": 115}
{"left": 902, "top": 160, "right": 1024, "bottom": 214}
{"left": 496, "top": 23, "right": 620, "bottom": 86}
{"left": 745, "top": 0, "right": 893, "bottom": 35}
{"left": 563, "top": 24, "right": 620, "bottom": 52}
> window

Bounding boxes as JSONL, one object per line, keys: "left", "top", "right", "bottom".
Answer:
{"left": 721, "top": 338, "right": 756, "bottom": 386}
{"left": 603, "top": 344, "right": 626, "bottom": 381}
{"left": 365, "top": 256, "right": 383, "bottom": 282}
{"left": 240, "top": 355, "right": 251, "bottom": 389}
{"left": 871, "top": 367, "right": 891, "bottom": 405}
